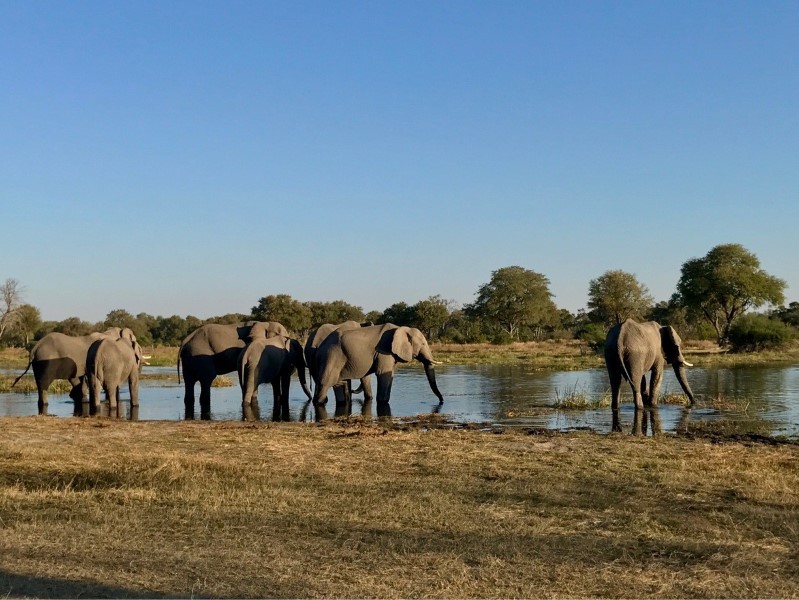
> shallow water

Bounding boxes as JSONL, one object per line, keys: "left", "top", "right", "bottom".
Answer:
{"left": 2, "top": 363, "right": 799, "bottom": 437}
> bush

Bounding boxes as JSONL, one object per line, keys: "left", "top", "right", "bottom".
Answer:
{"left": 577, "top": 323, "right": 607, "bottom": 354}
{"left": 728, "top": 314, "right": 795, "bottom": 352}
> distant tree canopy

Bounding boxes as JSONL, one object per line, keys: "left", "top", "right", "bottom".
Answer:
{"left": 251, "top": 294, "right": 312, "bottom": 336}
{"left": 587, "top": 270, "right": 654, "bottom": 327}
{"left": 465, "top": 266, "right": 557, "bottom": 340}
{"left": 676, "top": 244, "right": 786, "bottom": 345}
{"left": 2, "top": 247, "right": 793, "bottom": 352}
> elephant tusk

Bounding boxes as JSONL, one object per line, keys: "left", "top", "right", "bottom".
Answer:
{"left": 430, "top": 359, "right": 443, "bottom": 366}
{"left": 682, "top": 360, "right": 693, "bottom": 367}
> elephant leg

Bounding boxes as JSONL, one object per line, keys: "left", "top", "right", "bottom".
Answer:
{"left": 129, "top": 376, "right": 139, "bottom": 406}
{"left": 183, "top": 377, "right": 197, "bottom": 418}
{"left": 649, "top": 367, "right": 663, "bottom": 406}
{"left": 199, "top": 378, "right": 213, "bottom": 420}
{"left": 607, "top": 367, "right": 622, "bottom": 411}
{"left": 108, "top": 384, "right": 119, "bottom": 409}
{"left": 280, "top": 373, "right": 291, "bottom": 421}
{"left": 333, "top": 384, "right": 350, "bottom": 417}
{"left": 375, "top": 370, "right": 394, "bottom": 415}
{"left": 271, "top": 381, "right": 282, "bottom": 421}
{"left": 360, "top": 377, "right": 373, "bottom": 417}
{"left": 628, "top": 370, "right": 645, "bottom": 409}
{"left": 640, "top": 375, "right": 649, "bottom": 406}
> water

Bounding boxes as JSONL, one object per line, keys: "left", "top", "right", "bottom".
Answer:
{"left": 3, "top": 363, "right": 799, "bottom": 437}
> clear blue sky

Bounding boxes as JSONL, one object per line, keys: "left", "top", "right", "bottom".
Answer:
{"left": 2, "top": 0, "right": 797, "bottom": 322}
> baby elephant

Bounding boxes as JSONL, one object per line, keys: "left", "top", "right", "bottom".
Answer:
{"left": 87, "top": 337, "right": 145, "bottom": 413}
{"left": 238, "top": 335, "right": 312, "bottom": 421}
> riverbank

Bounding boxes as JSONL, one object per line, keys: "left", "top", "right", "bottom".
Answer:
{"left": 3, "top": 339, "right": 799, "bottom": 375}
{"left": 1, "top": 417, "right": 797, "bottom": 598}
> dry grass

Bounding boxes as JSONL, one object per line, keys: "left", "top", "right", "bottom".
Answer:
{"left": 0, "top": 375, "right": 72, "bottom": 394}
{"left": 0, "top": 417, "right": 797, "bottom": 598}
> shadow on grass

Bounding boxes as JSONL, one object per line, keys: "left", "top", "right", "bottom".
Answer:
{"left": 0, "top": 568, "right": 169, "bottom": 599}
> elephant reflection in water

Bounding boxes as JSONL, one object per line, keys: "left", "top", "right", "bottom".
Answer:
{"left": 612, "top": 405, "right": 693, "bottom": 436}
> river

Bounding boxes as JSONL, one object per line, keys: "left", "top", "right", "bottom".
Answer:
{"left": 3, "top": 363, "right": 799, "bottom": 437}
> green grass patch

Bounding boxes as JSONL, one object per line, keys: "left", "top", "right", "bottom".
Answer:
{"left": 0, "top": 375, "right": 72, "bottom": 394}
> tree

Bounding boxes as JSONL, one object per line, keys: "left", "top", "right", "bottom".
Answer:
{"left": 5, "top": 304, "right": 42, "bottom": 347}
{"left": 676, "top": 244, "right": 786, "bottom": 345}
{"left": 151, "top": 315, "right": 190, "bottom": 346}
{"left": 251, "top": 294, "right": 312, "bottom": 335}
{"left": 104, "top": 309, "right": 152, "bottom": 345}
{"left": 465, "top": 266, "right": 557, "bottom": 341}
{"left": 379, "top": 302, "right": 415, "bottom": 326}
{"left": 54, "top": 317, "right": 94, "bottom": 336}
{"left": 0, "top": 278, "right": 24, "bottom": 340}
{"left": 587, "top": 270, "right": 654, "bottom": 327}
{"left": 410, "top": 295, "right": 452, "bottom": 341}
{"left": 305, "top": 300, "right": 365, "bottom": 327}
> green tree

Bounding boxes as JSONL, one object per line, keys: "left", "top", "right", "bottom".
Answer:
{"left": 410, "top": 295, "right": 452, "bottom": 341}
{"left": 104, "top": 309, "right": 152, "bottom": 344}
{"left": 5, "top": 304, "right": 42, "bottom": 347}
{"left": 587, "top": 270, "right": 654, "bottom": 326}
{"left": 251, "top": 294, "right": 312, "bottom": 335}
{"left": 151, "top": 315, "right": 190, "bottom": 346}
{"left": 54, "top": 317, "right": 94, "bottom": 336}
{"left": 205, "top": 313, "right": 249, "bottom": 325}
{"left": 305, "top": 300, "right": 365, "bottom": 327}
{"left": 465, "top": 266, "right": 557, "bottom": 341}
{"left": 773, "top": 302, "right": 799, "bottom": 328}
{"left": 379, "top": 302, "right": 414, "bottom": 326}
{"left": 676, "top": 244, "right": 786, "bottom": 345}
{"left": 728, "top": 314, "right": 795, "bottom": 352}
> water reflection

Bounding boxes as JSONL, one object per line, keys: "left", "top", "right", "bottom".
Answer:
{"left": 2, "top": 363, "right": 798, "bottom": 437}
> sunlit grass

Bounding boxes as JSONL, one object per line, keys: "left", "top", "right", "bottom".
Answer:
{"left": 0, "top": 374, "right": 72, "bottom": 394}
{"left": 0, "top": 418, "right": 797, "bottom": 598}
{"left": 552, "top": 383, "right": 611, "bottom": 409}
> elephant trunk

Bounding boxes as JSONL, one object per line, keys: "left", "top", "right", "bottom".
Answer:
{"left": 298, "top": 365, "right": 313, "bottom": 401}
{"left": 672, "top": 363, "right": 695, "bottom": 405}
{"left": 423, "top": 362, "right": 444, "bottom": 404}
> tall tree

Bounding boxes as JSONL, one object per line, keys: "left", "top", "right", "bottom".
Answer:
{"left": 676, "top": 243, "right": 786, "bottom": 345}
{"left": 410, "top": 295, "right": 452, "bottom": 341}
{"left": 7, "top": 304, "right": 42, "bottom": 347}
{"left": 587, "top": 270, "right": 654, "bottom": 326}
{"left": 379, "top": 302, "right": 415, "bottom": 326}
{"left": 0, "top": 278, "right": 24, "bottom": 340}
{"left": 465, "top": 266, "right": 557, "bottom": 340}
{"left": 251, "top": 294, "right": 312, "bottom": 335}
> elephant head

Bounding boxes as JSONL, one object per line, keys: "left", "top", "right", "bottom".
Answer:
{"left": 659, "top": 326, "right": 695, "bottom": 403}
{"left": 381, "top": 326, "right": 444, "bottom": 404}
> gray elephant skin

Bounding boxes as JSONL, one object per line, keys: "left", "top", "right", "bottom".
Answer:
{"left": 87, "top": 336, "right": 145, "bottom": 413}
{"left": 304, "top": 320, "right": 372, "bottom": 414}
{"left": 238, "top": 334, "right": 312, "bottom": 421}
{"left": 604, "top": 319, "right": 695, "bottom": 417}
{"left": 311, "top": 323, "right": 444, "bottom": 420}
{"left": 178, "top": 321, "right": 289, "bottom": 419}
{"left": 13, "top": 327, "right": 138, "bottom": 410}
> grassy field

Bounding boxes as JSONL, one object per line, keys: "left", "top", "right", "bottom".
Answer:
{"left": 0, "top": 417, "right": 797, "bottom": 598}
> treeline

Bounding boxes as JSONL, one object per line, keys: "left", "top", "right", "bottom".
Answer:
{"left": 1, "top": 243, "right": 797, "bottom": 351}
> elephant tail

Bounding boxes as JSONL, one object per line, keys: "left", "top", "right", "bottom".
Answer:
{"left": 12, "top": 359, "right": 32, "bottom": 387}
{"left": 616, "top": 338, "right": 633, "bottom": 383}
{"left": 11, "top": 342, "right": 39, "bottom": 387}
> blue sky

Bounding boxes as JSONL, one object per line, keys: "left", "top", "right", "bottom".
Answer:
{"left": 2, "top": 0, "right": 797, "bottom": 322}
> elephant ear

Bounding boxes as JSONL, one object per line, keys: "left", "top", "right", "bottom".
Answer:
{"left": 660, "top": 326, "right": 681, "bottom": 361}
{"left": 391, "top": 327, "right": 414, "bottom": 363}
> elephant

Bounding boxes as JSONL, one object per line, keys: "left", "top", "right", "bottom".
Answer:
{"left": 304, "top": 320, "right": 373, "bottom": 415}
{"left": 238, "top": 334, "right": 312, "bottom": 421}
{"left": 87, "top": 336, "right": 146, "bottom": 413}
{"left": 178, "top": 321, "right": 289, "bottom": 419}
{"left": 13, "top": 327, "right": 138, "bottom": 411}
{"left": 311, "top": 323, "right": 444, "bottom": 420}
{"left": 604, "top": 319, "right": 695, "bottom": 426}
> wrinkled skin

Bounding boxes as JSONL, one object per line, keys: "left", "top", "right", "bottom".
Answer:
{"left": 304, "top": 320, "right": 373, "bottom": 415}
{"left": 604, "top": 319, "right": 695, "bottom": 432}
{"left": 87, "top": 337, "right": 145, "bottom": 413}
{"left": 311, "top": 323, "right": 444, "bottom": 420}
{"left": 238, "top": 335, "right": 312, "bottom": 421}
{"left": 178, "top": 321, "right": 289, "bottom": 419}
{"left": 13, "top": 327, "right": 137, "bottom": 412}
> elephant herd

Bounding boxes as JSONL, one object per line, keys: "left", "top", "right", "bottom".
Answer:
{"left": 13, "top": 327, "right": 147, "bottom": 415}
{"left": 13, "top": 316, "right": 694, "bottom": 429}
{"left": 14, "top": 320, "right": 446, "bottom": 422}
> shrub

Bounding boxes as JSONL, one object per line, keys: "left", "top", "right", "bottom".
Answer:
{"left": 728, "top": 314, "right": 795, "bottom": 352}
